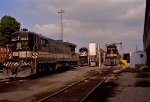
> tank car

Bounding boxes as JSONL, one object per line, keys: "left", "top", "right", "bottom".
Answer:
{"left": 3, "top": 31, "right": 77, "bottom": 77}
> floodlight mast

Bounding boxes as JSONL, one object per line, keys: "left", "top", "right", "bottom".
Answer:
{"left": 58, "top": 9, "right": 65, "bottom": 42}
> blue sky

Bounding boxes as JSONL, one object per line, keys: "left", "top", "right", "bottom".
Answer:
{"left": 0, "top": 1, "right": 19, "bottom": 16}
{"left": 0, "top": 0, "right": 146, "bottom": 53}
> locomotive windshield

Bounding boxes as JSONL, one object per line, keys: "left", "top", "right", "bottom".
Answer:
{"left": 11, "top": 32, "right": 29, "bottom": 51}
{"left": 107, "top": 48, "right": 118, "bottom": 54}
{"left": 107, "top": 46, "right": 118, "bottom": 54}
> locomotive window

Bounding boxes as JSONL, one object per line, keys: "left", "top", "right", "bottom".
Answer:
{"left": 41, "top": 39, "right": 48, "bottom": 46}
{"left": 11, "top": 38, "right": 17, "bottom": 41}
{"left": 41, "top": 39, "right": 45, "bottom": 45}
{"left": 107, "top": 48, "right": 118, "bottom": 54}
{"left": 21, "top": 37, "right": 28, "bottom": 40}
{"left": 12, "top": 35, "right": 28, "bottom": 41}
{"left": 11, "top": 36, "right": 20, "bottom": 41}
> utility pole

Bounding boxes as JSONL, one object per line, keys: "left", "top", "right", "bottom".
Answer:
{"left": 136, "top": 44, "right": 138, "bottom": 52}
{"left": 58, "top": 9, "right": 65, "bottom": 42}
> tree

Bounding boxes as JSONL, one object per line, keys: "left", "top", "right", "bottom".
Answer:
{"left": 0, "top": 15, "right": 20, "bottom": 45}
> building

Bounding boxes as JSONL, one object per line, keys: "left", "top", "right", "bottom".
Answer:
{"left": 143, "top": 0, "right": 150, "bottom": 67}
{"left": 130, "top": 51, "right": 147, "bottom": 68}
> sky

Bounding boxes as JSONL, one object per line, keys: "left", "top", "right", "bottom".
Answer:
{"left": 0, "top": 0, "right": 146, "bottom": 53}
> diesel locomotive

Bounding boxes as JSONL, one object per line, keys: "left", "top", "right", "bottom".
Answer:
{"left": 3, "top": 30, "right": 77, "bottom": 77}
{"left": 79, "top": 47, "right": 88, "bottom": 66}
{"left": 105, "top": 44, "right": 120, "bottom": 66}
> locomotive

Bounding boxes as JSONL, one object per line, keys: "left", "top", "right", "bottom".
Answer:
{"left": 79, "top": 47, "right": 88, "bottom": 66}
{"left": 3, "top": 30, "right": 77, "bottom": 77}
{"left": 105, "top": 44, "right": 120, "bottom": 66}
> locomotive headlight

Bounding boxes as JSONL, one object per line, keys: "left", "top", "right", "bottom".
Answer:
{"left": 17, "top": 36, "right": 20, "bottom": 40}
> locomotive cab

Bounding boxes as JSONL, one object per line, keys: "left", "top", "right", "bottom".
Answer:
{"left": 11, "top": 31, "right": 36, "bottom": 52}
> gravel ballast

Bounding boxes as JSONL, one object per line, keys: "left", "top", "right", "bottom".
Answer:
{"left": 107, "top": 72, "right": 150, "bottom": 102}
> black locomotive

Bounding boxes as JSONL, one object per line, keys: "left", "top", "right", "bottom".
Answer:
{"left": 3, "top": 30, "right": 77, "bottom": 77}
{"left": 79, "top": 47, "right": 88, "bottom": 66}
{"left": 105, "top": 44, "right": 119, "bottom": 66}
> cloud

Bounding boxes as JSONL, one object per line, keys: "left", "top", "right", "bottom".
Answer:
{"left": 6, "top": 0, "right": 145, "bottom": 52}
{"left": 33, "top": 23, "right": 60, "bottom": 39}
{"left": 118, "top": 4, "right": 145, "bottom": 24}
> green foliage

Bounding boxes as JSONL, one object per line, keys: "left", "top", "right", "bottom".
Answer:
{"left": 0, "top": 15, "right": 20, "bottom": 45}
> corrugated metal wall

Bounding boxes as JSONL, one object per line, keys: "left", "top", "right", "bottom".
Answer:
{"left": 143, "top": 0, "right": 150, "bottom": 67}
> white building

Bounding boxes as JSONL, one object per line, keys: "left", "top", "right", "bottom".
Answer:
{"left": 130, "top": 51, "right": 147, "bottom": 68}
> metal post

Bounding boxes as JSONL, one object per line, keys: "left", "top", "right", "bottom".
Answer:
{"left": 58, "top": 9, "right": 65, "bottom": 41}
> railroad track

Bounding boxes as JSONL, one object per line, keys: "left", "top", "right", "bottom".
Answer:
{"left": 38, "top": 69, "right": 112, "bottom": 102}
{"left": 0, "top": 77, "right": 23, "bottom": 84}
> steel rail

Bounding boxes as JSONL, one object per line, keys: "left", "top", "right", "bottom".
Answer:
{"left": 0, "top": 77, "right": 25, "bottom": 84}
{"left": 80, "top": 72, "right": 112, "bottom": 102}
{"left": 38, "top": 71, "right": 100, "bottom": 102}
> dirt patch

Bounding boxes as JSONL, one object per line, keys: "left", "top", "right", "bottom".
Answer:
{"left": 0, "top": 67, "right": 101, "bottom": 102}
{"left": 135, "top": 72, "right": 149, "bottom": 78}
{"left": 88, "top": 81, "right": 119, "bottom": 102}
{"left": 134, "top": 72, "right": 150, "bottom": 87}
{"left": 107, "top": 72, "right": 150, "bottom": 102}
{"left": 134, "top": 79, "right": 150, "bottom": 87}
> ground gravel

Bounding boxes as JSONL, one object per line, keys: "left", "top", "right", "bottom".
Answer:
{"left": 0, "top": 66, "right": 102, "bottom": 102}
{"left": 107, "top": 72, "right": 150, "bottom": 102}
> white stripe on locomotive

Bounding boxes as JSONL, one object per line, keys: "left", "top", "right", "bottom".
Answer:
{"left": 32, "top": 52, "right": 38, "bottom": 58}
